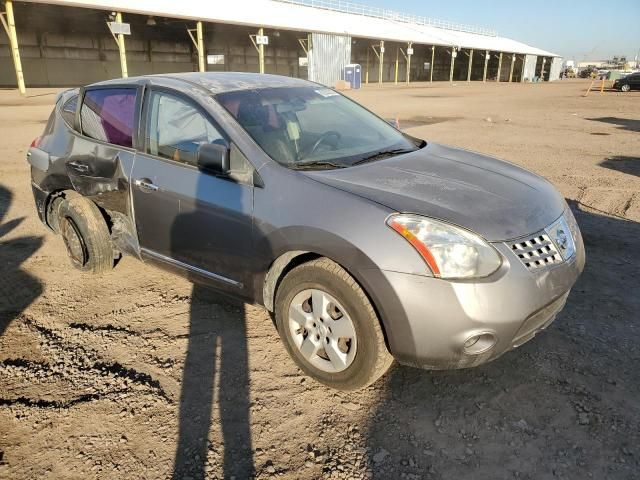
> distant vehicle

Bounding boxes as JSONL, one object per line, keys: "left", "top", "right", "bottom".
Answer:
{"left": 27, "top": 73, "right": 585, "bottom": 390}
{"left": 613, "top": 72, "right": 640, "bottom": 92}
{"left": 579, "top": 67, "right": 597, "bottom": 78}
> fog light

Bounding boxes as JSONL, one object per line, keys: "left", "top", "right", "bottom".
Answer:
{"left": 463, "top": 332, "right": 497, "bottom": 355}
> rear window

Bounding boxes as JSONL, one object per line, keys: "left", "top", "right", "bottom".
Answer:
{"left": 80, "top": 88, "right": 137, "bottom": 148}
{"left": 61, "top": 94, "right": 78, "bottom": 127}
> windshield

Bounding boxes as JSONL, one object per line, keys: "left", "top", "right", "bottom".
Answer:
{"left": 216, "top": 86, "right": 421, "bottom": 169}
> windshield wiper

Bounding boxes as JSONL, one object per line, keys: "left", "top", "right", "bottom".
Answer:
{"left": 352, "top": 148, "right": 415, "bottom": 165}
{"left": 288, "top": 160, "right": 346, "bottom": 170}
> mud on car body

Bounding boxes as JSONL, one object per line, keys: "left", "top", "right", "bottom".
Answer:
{"left": 28, "top": 73, "right": 585, "bottom": 390}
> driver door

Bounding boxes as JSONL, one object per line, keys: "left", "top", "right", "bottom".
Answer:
{"left": 131, "top": 89, "right": 254, "bottom": 293}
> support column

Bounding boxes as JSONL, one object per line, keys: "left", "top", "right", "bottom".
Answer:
{"left": 394, "top": 47, "right": 399, "bottom": 85}
{"left": 378, "top": 40, "right": 384, "bottom": 85}
{"left": 520, "top": 55, "right": 526, "bottom": 82}
{"left": 483, "top": 50, "right": 489, "bottom": 82}
{"left": 258, "top": 27, "right": 265, "bottom": 74}
{"left": 188, "top": 22, "right": 206, "bottom": 72}
{"left": 0, "top": 0, "right": 25, "bottom": 94}
{"left": 497, "top": 52, "right": 502, "bottom": 82}
{"left": 196, "top": 21, "right": 205, "bottom": 72}
{"left": 115, "top": 12, "right": 128, "bottom": 78}
{"left": 449, "top": 47, "right": 456, "bottom": 83}
{"left": 406, "top": 41, "right": 412, "bottom": 86}
{"left": 365, "top": 47, "right": 369, "bottom": 84}
{"left": 467, "top": 48, "right": 474, "bottom": 82}
{"left": 509, "top": 53, "right": 515, "bottom": 82}
{"left": 430, "top": 45, "right": 435, "bottom": 82}
{"left": 249, "top": 28, "right": 266, "bottom": 74}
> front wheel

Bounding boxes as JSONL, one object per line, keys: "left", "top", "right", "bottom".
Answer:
{"left": 621, "top": 84, "right": 631, "bottom": 92}
{"left": 274, "top": 257, "right": 393, "bottom": 391}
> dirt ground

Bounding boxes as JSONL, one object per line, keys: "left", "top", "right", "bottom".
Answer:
{"left": 1, "top": 79, "right": 638, "bottom": 480}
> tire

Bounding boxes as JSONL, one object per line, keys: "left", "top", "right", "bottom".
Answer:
{"left": 47, "top": 190, "right": 80, "bottom": 234}
{"left": 274, "top": 257, "right": 393, "bottom": 391}
{"left": 621, "top": 84, "right": 631, "bottom": 92}
{"left": 57, "top": 194, "right": 114, "bottom": 274}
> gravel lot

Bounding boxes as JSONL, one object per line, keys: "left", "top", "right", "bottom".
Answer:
{"left": 1, "top": 80, "right": 639, "bottom": 479}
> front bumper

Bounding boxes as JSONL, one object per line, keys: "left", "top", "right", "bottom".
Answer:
{"left": 366, "top": 224, "right": 585, "bottom": 370}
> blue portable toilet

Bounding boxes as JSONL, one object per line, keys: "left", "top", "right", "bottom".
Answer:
{"left": 343, "top": 64, "right": 362, "bottom": 89}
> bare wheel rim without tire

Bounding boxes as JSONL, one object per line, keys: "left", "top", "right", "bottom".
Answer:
{"left": 288, "top": 288, "right": 357, "bottom": 373}
{"left": 61, "top": 216, "right": 87, "bottom": 267}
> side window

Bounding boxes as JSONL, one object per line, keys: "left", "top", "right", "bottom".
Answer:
{"left": 146, "top": 91, "right": 226, "bottom": 166}
{"left": 81, "top": 88, "right": 137, "bottom": 148}
{"left": 61, "top": 94, "right": 78, "bottom": 127}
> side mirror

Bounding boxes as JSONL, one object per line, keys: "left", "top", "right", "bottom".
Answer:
{"left": 197, "top": 143, "right": 230, "bottom": 174}
{"left": 385, "top": 118, "right": 400, "bottom": 129}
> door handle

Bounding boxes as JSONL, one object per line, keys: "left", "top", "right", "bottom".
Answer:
{"left": 68, "top": 160, "right": 90, "bottom": 173}
{"left": 134, "top": 178, "right": 159, "bottom": 192}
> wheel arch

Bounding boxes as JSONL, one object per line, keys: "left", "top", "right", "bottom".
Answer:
{"left": 43, "top": 188, "right": 79, "bottom": 232}
{"left": 263, "top": 249, "right": 395, "bottom": 353}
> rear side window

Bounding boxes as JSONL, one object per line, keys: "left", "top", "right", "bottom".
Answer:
{"left": 146, "top": 90, "right": 226, "bottom": 166}
{"left": 61, "top": 94, "right": 78, "bottom": 127}
{"left": 81, "top": 88, "right": 137, "bottom": 148}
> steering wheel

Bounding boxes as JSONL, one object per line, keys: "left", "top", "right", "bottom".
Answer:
{"left": 306, "top": 131, "right": 342, "bottom": 157}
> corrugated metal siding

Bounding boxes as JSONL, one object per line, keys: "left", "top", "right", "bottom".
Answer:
{"left": 308, "top": 33, "right": 351, "bottom": 86}
{"left": 523, "top": 55, "right": 537, "bottom": 81}
{"left": 548, "top": 57, "right": 562, "bottom": 81}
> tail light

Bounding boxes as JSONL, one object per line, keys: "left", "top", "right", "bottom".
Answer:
{"left": 30, "top": 136, "right": 43, "bottom": 148}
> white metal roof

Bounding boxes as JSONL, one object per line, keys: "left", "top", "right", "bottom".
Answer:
{"left": 25, "top": 0, "right": 560, "bottom": 57}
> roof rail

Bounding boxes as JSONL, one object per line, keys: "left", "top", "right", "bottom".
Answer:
{"left": 273, "top": 0, "right": 498, "bottom": 37}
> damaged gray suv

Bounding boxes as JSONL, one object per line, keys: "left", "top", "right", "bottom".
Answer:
{"left": 28, "top": 72, "right": 585, "bottom": 390}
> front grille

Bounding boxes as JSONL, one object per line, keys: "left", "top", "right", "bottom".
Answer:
{"left": 510, "top": 233, "right": 563, "bottom": 271}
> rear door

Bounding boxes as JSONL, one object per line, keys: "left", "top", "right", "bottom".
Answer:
{"left": 67, "top": 87, "right": 139, "bottom": 202}
{"left": 131, "top": 88, "right": 254, "bottom": 292}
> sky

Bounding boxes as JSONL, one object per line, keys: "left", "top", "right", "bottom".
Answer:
{"left": 364, "top": 0, "right": 640, "bottom": 62}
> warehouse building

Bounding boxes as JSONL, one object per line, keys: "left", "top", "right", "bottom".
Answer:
{"left": 0, "top": 0, "right": 562, "bottom": 94}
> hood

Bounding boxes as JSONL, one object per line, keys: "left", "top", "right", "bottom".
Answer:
{"left": 304, "top": 143, "right": 565, "bottom": 242}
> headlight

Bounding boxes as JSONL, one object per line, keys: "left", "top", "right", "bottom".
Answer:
{"left": 387, "top": 214, "right": 502, "bottom": 279}
{"left": 546, "top": 208, "right": 577, "bottom": 260}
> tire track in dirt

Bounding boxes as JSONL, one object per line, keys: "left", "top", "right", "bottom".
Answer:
{"left": 0, "top": 314, "right": 172, "bottom": 409}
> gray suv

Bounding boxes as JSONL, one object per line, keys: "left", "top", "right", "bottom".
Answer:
{"left": 28, "top": 73, "right": 585, "bottom": 390}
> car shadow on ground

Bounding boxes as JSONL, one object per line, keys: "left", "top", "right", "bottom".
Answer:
{"left": 585, "top": 117, "right": 640, "bottom": 132}
{"left": 599, "top": 156, "right": 640, "bottom": 178}
{"left": 0, "top": 184, "right": 43, "bottom": 337}
{"left": 364, "top": 200, "right": 640, "bottom": 479}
